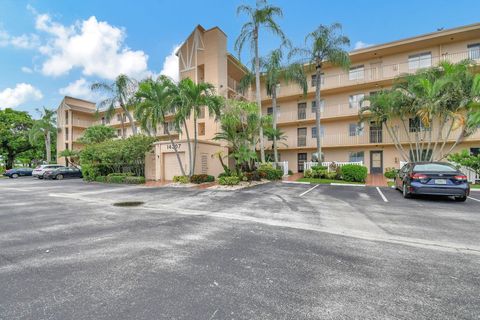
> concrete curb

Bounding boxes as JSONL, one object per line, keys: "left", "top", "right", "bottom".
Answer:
{"left": 282, "top": 181, "right": 366, "bottom": 187}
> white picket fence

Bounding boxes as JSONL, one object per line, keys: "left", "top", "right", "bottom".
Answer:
{"left": 304, "top": 161, "right": 364, "bottom": 172}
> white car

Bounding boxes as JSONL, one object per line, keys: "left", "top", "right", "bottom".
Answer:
{"left": 32, "top": 164, "right": 66, "bottom": 179}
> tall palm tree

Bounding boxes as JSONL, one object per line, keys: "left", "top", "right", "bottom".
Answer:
{"left": 290, "top": 23, "right": 350, "bottom": 162}
{"left": 235, "top": 0, "right": 287, "bottom": 163}
{"left": 29, "top": 107, "right": 56, "bottom": 163}
{"left": 241, "top": 48, "right": 307, "bottom": 164}
{"left": 135, "top": 76, "right": 186, "bottom": 176}
{"left": 91, "top": 74, "right": 138, "bottom": 138}
{"left": 174, "top": 78, "right": 223, "bottom": 176}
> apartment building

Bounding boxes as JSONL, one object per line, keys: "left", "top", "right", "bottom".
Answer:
{"left": 57, "top": 23, "right": 480, "bottom": 179}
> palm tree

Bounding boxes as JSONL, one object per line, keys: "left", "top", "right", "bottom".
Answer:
{"left": 174, "top": 78, "right": 223, "bottom": 176}
{"left": 91, "top": 74, "right": 138, "bottom": 138}
{"left": 135, "top": 76, "right": 186, "bottom": 176}
{"left": 29, "top": 107, "right": 56, "bottom": 163}
{"left": 241, "top": 48, "right": 307, "bottom": 164}
{"left": 290, "top": 23, "right": 350, "bottom": 162}
{"left": 235, "top": 0, "right": 287, "bottom": 163}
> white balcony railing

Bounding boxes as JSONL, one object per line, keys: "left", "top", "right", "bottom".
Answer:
{"left": 265, "top": 103, "right": 360, "bottom": 123}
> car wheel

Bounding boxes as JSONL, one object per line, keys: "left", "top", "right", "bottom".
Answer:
{"left": 56, "top": 174, "right": 64, "bottom": 180}
{"left": 11, "top": 173, "right": 19, "bottom": 179}
{"left": 402, "top": 183, "right": 411, "bottom": 199}
{"left": 38, "top": 176, "right": 43, "bottom": 180}
{"left": 454, "top": 196, "right": 467, "bottom": 202}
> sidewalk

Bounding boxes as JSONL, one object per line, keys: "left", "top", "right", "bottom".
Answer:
{"left": 366, "top": 174, "right": 388, "bottom": 187}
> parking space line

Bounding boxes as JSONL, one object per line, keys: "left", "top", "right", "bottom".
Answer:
{"left": 299, "top": 184, "right": 319, "bottom": 197}
{"left": 376, "top": 187, "right": 388, "bottom": 202}
{"left": 468, "top": 196, "right": 480, "bottom": 202}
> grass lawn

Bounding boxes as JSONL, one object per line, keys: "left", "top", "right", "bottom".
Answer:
{"left": 387, "top": 181, "right": 395, "bottom": 187}
{"left": 471, "top": 184, "right": 480, "bottom": 189}
{"left": 297, "top": 178, "right": 364, "bottom": 185}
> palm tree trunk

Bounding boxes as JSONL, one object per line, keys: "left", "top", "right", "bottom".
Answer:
{"left": 183, "top": 119, "right": 193, "bottom": 176}
{"left": 124, "top": 109, "right": 137, "bottom": 135}
{"left": 46, "top": 131, "right": 51, "bottom": 163}
{"left": 120, "top": 115, "right": 126, "bottom": 139}
{"left": 272, "top": 88, "right": 278, "bottom": 164}
{"left": 314, "top": 63, "right": 322, "bottom": 162}
{"left": 254, "top": 29, "right": 265, "bottom": 163}
{"left": 441, "top": 126, "right": 467, "bottom": 160}
{"left": 430, "top": 115, "right": 447, "bottom": 161}
{"left": 435, "top": 120, "right": 454, "bottom": 161}
{"left": 192, "top": 114, "right": 198, "bottom": 175}
{"left": 165, "top": 124, "right": 186, "bottom": 176}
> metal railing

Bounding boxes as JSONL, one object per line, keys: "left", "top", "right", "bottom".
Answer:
{"left": 264, "top": 103, "right": 361, "bottom": 123}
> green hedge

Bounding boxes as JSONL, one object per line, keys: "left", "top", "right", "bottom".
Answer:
{"left": 384, "top": 167, "right": 397, "bottom": 179}
{"left": 219, "top": 176, "right": 240, "bottom": 185}
{"left": 190, "top": 174, "right": 215, "bottom": 184}
{"left": 173, "top": 175, "right": 189, "bottom": 183}
{"left": 257, "top": 163, "right": 283, "bottom": 180}
{"left": 341, "top": 164, "right": 368, "bottom": 182}
{"left": 95, "top": 175, "right": 145, "bottom": 184}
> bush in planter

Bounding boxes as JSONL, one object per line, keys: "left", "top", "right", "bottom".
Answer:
{"left": 107, "top": 172, "right": 134, "bottom": 177}
{"left": 384, "top": 167, "right": 397, "bottom": 179}
{"left": 106, "top": 175, "right": 126, "bottom": 183}
{"left": 219, "top": 176, "right": 240, "bottom": 185}
{"left": 173, "top": 175, "right": 189, "bottom": 184}
{"left": 190, "top": 174, "right": 215, "bottom": 184}
{"left": 124, "top": 176, "right": 145, "bottom": 184}
{"left": 311, "top": 165, "right": 327, "bottom": 171}
{"left": 303, "top": 169, "right": 313, "bottom": 178}
{"left": 325, "top": 172, "right": 337, "bottom": 180}
{"left": 258, "top": 163, "right": 283, "bottom": 180}
{"left": 95, "top": 176, "right": 107, "bottom": 183}
{"left": 312, "top": 168, "right": 328, "bottom": 178}
{"left": 244, "top": 171, "right": 262, "bottom": 181}
{"left": 341, "top": 164, "right": 368, "bottom": 182}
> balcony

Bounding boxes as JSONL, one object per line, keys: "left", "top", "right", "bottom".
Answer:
{"left": 72, "top": 119, "right": 94, "bottom": 128}
{"left": 279, "top": 128, "right": 480, "bottom": 149}
{"left": 228, "top": 76, "right": 252, "bottom": 99}
{"left": 262, "top": 50, "right": 477, "bottom": 99}
{"left": 265, "top": 103, "right": 361, "bottom": 124}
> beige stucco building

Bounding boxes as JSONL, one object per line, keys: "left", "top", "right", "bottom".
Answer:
{"left": 56, "top": 23, "right": 480, "bottom": 180}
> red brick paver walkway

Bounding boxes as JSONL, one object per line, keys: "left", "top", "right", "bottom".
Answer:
{"left": 366, "top": 174, "right": 388, "bottom": 187}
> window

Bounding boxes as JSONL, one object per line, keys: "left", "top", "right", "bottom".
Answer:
{"left": 117, "top": 129, "right": 122, "bottom": 137}
{"left": 101, "top": 117, "right": 106, "bottom": 125}
{"left": 267, "top": 106, "right": 280, "bottom": 118}
{"left": 198, "top": 106, "right": 206, "bottom": 119}
{"left": 349, "top": 123, "right": 364, "bottom": 136}
{"left": 297, "top": 127, "right": 307, "bottom": 147}
{"left": 471, "top": 148, "right": 480, "bottom": 156}
{"left": 198, "top": 122, "right": 205, "bottom": 136}
{"left": 349, "top": 151, "right": 364, "bottom": 163}
{"left": 349, "top": 93, "right": 365, "bottom": 109}
{"left": 349, "top": 65, "right": 364, "bottom": 80}
{"left": 311, "top": 73, "right": 324, "bottom": 86}
{"left": 65, "top": 127, "right": 69, "bottom": 140}
{"left": 117, "top": 113, "right": 122, "bottom": 122}
{"left": 65, "top": 143, "right": 69, "bottom": 150}
{"left": 409, "top": 117, "right": 430, "bottom": 132}
{"left": 311, "top": 126, "right": 324, "bottom": 138}
{"left": 65, "top": 111, "right": 69, "bottom": 125}
{"left": 298, "top": 103, "right": 307, "bottom": 120}
{"left": 408, "top": 52, "right": 432, "bottom": 70}
{"left": 163, "top": 122, "right": 175, "bottom": 134}
{"left": 468, "top": 43, "right": 480, "bottom": 60}
{"left": 311, "top": 100, "right": 325, "bottom": 113}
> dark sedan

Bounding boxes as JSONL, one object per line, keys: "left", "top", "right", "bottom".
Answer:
{"left": 395, "top": 162, "right": 470, "bottom": 201}
{"left": 2, "top": 168, "right": 33, "bottom": 178}
{"left": 44, "top": 167, "right": 82, "bottom": 180}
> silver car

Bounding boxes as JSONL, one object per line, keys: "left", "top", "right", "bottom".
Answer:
{"left": 32, "top": 164, "right": 66, "bottom": 179}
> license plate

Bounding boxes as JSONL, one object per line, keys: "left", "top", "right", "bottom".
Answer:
{"left": 435, "top": 179, "right": 447, "bottom": 185}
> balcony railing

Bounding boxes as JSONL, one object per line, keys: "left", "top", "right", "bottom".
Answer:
{"left": 279, "top": 127, "right": 480, "bottom": 149}
{"left": 72, "top": 119, "right": 94, "bottom": 127}
{"left": 263, "top": 50, "right": 478, "bottom": 99}
{"left": 264, "top": 103, "right": 361, "bottom": 123}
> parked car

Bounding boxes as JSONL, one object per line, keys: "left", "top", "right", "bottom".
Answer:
{"left": 2, "top": 168, "right": 33, "bottom": 178}
{"left": 395, "top": 162, "right": 470, "bottom": 201}
{"left": 32, "top": 164, "right": 65, "bottom": 179}
{"left": 44, "top": 167, "right": 83, "bottom": 180}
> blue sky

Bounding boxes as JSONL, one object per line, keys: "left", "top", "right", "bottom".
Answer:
{"left": 1, "top": 0, "right": 479, "bottom": 116}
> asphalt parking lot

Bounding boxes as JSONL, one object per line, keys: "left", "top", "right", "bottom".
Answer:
{"left": 1, "top": 178, "right": 479, "bottom": 319}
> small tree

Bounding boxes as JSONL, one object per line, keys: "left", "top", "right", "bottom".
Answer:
{"left": 29, "top": 107, "right": 56, "bottom": 163}
{"left": 78, "top": 125, "right": 116, "bottom": 144}
{"left": 448, "top": 150, "right": 480, "bottom": 181}
{"left": 0, "top": 108, "right": 33, "bottom": 169}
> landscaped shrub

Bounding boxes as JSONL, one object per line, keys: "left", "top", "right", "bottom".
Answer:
{"left": 95, "top": 176, "right": 107, "bottom": 183}
{"left": 173, "top": 175, "right": 189, "bottom": 184}
{"left": 190, "top": 174, "right": 215, "bottom": 184}
{"left": 258, "top": 163, "right": 283, "bottom": 180}
{"left": 219, "top": 176, "right": 240, "bottom": 185}
{"left": 312, "top": 168, "right": 328, "bottom": 178}
{"left": 341, "top": 164, "right": 368, "bottom": 182}
{"left": 384, "top": 167, "right": 397, "bottom": 179}
{"left": 311, "top": 165, "right": 327, "bottom": 171}
{"left": 106, "top": 175, "right": 126, "bottom": 184}
{"left": 288, "top": 170, "right": 293, "bottom": 175}
{"left": 218, "top": 172, "right": 230, "bottom": 179}
{"left": 107, "top": 172, "right": 134, "bottom": 177}
{"left": 325, "top": 172, "right": 337, "bottom": 180}
{"left": 303, "top": 169, "right": 313, "bottom": 178}
{"left": 124, "top": 176, "right": 146, "bottom": 184}
{"left": 244, "top": 171, "right": 262, "bottom": 181}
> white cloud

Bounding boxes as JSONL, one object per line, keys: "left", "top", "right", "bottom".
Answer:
{"left": 354, "top": 41, "right": 374, "bottom": 50}
{"left": 0, "top": 29, "right": 40, "bottom": 49}
{"left": 33, "top": 10, "right": 149, "bottom": 80}
{"left": 0, "top": 83, "right": 43, "bottom": 109}
{"left": 21, "top": 66, "right": 34, "bottom": 73}
{"left": 59, "top": 78, "right": 106, "bottom": 102}
{"left": 160, "top": 45, "right": 180, "bottom": 82}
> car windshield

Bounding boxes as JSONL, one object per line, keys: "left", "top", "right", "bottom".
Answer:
{"left": 413, "top": 163, "right": 457, "bottom": 172}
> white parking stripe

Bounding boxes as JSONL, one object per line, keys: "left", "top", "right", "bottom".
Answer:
{"left": 299, "top": 184, "right": 319, "bottom": 197}
{"left": 376, "top": 187, "right": 388, "bottom": 202}
{"left": 468, "top": 196, "right": 480, "bottom": 202}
